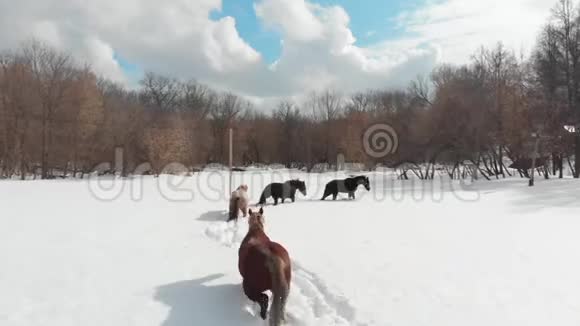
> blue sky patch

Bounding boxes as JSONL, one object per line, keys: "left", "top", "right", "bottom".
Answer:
{"left": 211, "top": 0, "right": 282, "bottom": 64}
{"left": 313, "top": 0, "right": 424, "bottom": 47}
{"left": 113, "top": 52, "right": 142, "bottom": 84}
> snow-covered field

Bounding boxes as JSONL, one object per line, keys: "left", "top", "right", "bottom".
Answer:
{"left": 1, "top": 170, "right": 580, "bottom": 326}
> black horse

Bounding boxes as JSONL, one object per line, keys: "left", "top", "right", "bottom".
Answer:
{"left": 259, "top": 180, "right": 307, "bottom": 205}
{"left": 321, "top": 176, "right": 370, "bottom": 201}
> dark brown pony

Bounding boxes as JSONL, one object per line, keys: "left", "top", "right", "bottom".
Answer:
{"left": 238, "top": 208, "right": 291, "bottom": 326}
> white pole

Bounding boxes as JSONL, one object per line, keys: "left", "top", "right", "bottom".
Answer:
{"left": 229, "top": 128, "right": 233, "bottom": 194}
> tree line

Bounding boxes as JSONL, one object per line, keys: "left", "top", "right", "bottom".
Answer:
{"left": 1, "top": 0, "right": 579, "bottom": 179}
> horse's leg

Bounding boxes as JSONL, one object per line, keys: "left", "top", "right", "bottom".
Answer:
{"left": 291, "top": 195, "right": 295, "bottom": 202}
{"left": 332, "top": 192, "right": 337, "bottom": 200}
{"left": 258, "top": 293, "right": 269, "bottom": 320}
{"left": 241, "top": 203, "right": 247, "bottom": 217}
{"left": 274, "top": 197, "right": 279, "bottom": 205}
{"left": 281, "top": 197, "right": 285, "bottom": 204}
{"left": 280, "top": 289, "right": 289, "bottom": 322}
{"left": 243, "top": 281, "right": 269, "bottom": 320}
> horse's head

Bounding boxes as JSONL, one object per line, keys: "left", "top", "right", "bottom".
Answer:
{"left": 292, "top": 179, "right": 307, "bottom": 196}
{"left": 360, "top": 176, "right": 371, "bottom": 191}
{"left": 248, "top": 207, "right": 265, "bottom": 229}
{"left": 237, "top": 184, "right": 249, "bottom": 192}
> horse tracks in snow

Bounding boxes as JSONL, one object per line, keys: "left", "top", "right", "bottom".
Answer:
{"left": 204, "top": 216, "right": 368, "bottom": 326}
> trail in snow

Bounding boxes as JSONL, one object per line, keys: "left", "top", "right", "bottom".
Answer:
{"left": 203, "top": 214, "right": 367, "bottom": 326}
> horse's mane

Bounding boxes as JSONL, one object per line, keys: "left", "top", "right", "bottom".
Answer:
{"left": 348, "top": 175, "right": 369, "bottom": 184}
{"left": 287, "top": 179, "right": 304, "bottom": 187}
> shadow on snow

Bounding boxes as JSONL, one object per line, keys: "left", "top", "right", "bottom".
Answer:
{"left": 197, "top": 210, "right": 228, "bottom": 222}
{"left": 154, "top": 274, "right": 261, "bottom": 326}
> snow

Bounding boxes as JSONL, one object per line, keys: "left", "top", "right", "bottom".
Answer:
{"left": 1, "top": 172, "right": 580, "bottom": 326}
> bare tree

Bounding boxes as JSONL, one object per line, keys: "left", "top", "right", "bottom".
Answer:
{"left": 22, "top": 40, "right": 76, "bottom": 178}
{"left": 274, "top": 100, "right": 303, "bottom": 167}
{"left": 551, "top": 0, "right": 580, "bottom": 177}
{"left": 409, "top": 75, "right": 433, "bottom": 107}
{"left": 210, "top": 93, "right": 245, "bottom": 163}
{"left": 139, "top": 72, "right": 180, "bottom": 111}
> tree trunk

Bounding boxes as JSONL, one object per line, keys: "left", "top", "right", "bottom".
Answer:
{"left": 575, "top": 133, "right": 580, "bottom": 178}
{"left": 501, "top": 161, "right": 512, "bottom": 176}
{"left": 41, "top": 107, "right": 48, "bottom": 179}
{"left": 431, "top": 161, "right": 436, "bottom": 179}
{"left": 567, "top": 155, "right": 576, "bottom": 177}
{"left": 423, "top": 162, "right": 431, "bottom": 180}
{"left": 491, "top": 154, "right": 499, "bottom": 177}
{"left": 499, "top": 146, "right": 505, "bottom": 177}
{"left": 482, "top": 156, "right": 493, "bottom": 176}
{"left": 20, "top": 160, "right": 25, "bottom": 181}
{"left": 449, "top": 161, "right": 460, "bottom": 179}
{"left": 558, "top": 153, "right": 564, "bottom": 179}
{"left": 470, "top": 158, "right": 490, "bottom": 181}
{"left": 529, "top": 136, "right": 540, "bottom": 186}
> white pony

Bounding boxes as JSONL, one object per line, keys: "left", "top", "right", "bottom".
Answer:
{"left": 229, "top": 184, "right": 249, "bottom": 222}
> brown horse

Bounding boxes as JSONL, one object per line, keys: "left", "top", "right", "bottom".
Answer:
{"left": 238, "top": 208, "right": 291, "bottom": 326}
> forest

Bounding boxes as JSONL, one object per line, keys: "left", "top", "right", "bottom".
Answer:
{"left": 1, "top": 0, "right": 579, "bottom": 180}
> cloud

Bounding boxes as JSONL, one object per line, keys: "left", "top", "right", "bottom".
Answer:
{"left": 202, "top": 16, "right": 261, "bottom": 72}
{"left": 245, "top": 1, "right": 440, "bottom": 97}
{"left": 394, "top": 0, "right": 555, "bottom": 63}
{"left": 84, "top": 38, "right": 127, "bottom": 84}
{"left": 0, "top": 0, "right": 555, "bottom": 109}
{"left": 0, "top": 0, "right": 260, "bottom": 86}
{"left": 254, "top": 0, "right": 324, "bottom": 41}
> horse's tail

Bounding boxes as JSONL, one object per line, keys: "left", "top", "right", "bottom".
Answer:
{"left": 321, "top": 183, "right": 330, "bottom": 200}
{"left": 266, "top": 252, "right": 289, "bottom": 326}
{"left": 258, "top": 186, "right": 269, "bottom": 205}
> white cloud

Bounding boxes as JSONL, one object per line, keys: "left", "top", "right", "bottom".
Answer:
{"left": 395, "top": 0, "right": 556, "bottom": 63}
{"left": 254, "top": 0, "right": 324, "bottom": 42}
{"left": 84, "top": 38, "right": 127, "bottom": 84}
{"left": 247, "top": 0, "right": 440, "bottom": 98}
{"left": 0, "top": 0, "right": 259, "bottom": 85}
{"left": 0, "top": 0, "right": 558, "bottom": 109}
{"left": 202, "top": 17, "right": 261, "bottom": 72}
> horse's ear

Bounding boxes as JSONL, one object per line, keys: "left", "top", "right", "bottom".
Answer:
{"left": 259, "top": 207, "right": 264, "bottom": 214}
{"left": 249, "top": 209, "right": 253, "bottom": 215}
